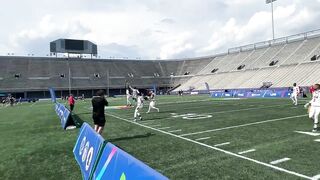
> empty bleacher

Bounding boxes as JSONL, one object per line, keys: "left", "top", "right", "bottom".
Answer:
{"left": 2, "top": 29, "right": 320, "bottom": 94}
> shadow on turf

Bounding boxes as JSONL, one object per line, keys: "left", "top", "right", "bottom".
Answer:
{"left": 108, "top": 132, "right": 155, "bottom": 143}
{"left": 75, "top": 112, "right": 91, "bottom": 115}
{"left": 70, "top": 113, "right": 85, "bottom": 128}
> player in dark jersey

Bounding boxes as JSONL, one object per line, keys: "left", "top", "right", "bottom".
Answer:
{"left": 91, "top": 90, "right": 108, "bottom": 134}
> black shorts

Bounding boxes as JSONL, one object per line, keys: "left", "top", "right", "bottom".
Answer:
{"left": 93, "top": 115, "right": 106, "bottom": 127}
{"left": 70, "top": 104, "right": 74, "bottom": 111}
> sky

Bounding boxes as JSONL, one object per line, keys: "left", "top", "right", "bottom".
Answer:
{"left": 0, "top": 0, "right": 320, "bottom": 59}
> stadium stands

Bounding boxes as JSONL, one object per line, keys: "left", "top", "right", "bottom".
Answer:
{"left": 176, "top": 30, "right": 320, "bottom": 91}
{"left": 2, "top": 29, "right": 320, "bottom": 97}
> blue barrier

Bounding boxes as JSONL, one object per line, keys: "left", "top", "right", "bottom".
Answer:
{"left": 73, "top": 123, "right": 104, "bottom": 180}
{"left": 55, "top": 103, "right": 71, "bottom": 129}
{"left": 49, "top": 87, "right": 56, "bottom": 103}
{"left": 92, "top": 143, "right": 168, "bottom": 180}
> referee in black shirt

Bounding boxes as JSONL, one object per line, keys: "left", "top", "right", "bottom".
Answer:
{"left": 92, "top": 90, "right": 108, "bottom": 134}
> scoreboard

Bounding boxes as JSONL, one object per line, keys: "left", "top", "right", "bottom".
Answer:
{"left": 50, "top": 39, "right": 97, "bottom": 56}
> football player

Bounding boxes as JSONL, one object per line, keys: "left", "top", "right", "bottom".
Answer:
{"left": 304, "top": 84, "right": 320, "bottom": 132}
{"left": 126, "top": 88, "right": 132, "bottom": 106}
{"left": 129, "top": 86, "right": 139, "bottom": 102}
{"left": 290, "top": 83, "right": 300, "bottom": 106}
{"left": 134, "top": 93, "right": 144, "bottom": 122}
{"left": 146, "top": 91, "right": 159, "bottom": 113}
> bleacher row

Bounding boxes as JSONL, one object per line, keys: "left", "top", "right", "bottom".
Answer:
{"left": 0, "top": 56, "right": 211, "bottom": 91}
{"left": 1, "top": 32, "right": 320, "bottom": 92}
{"left": 177, "top": 35, "right": 320, "bottom": 91}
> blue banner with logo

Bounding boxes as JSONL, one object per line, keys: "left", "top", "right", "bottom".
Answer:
{"left": 73, "top": 123, "right": 104, "bottom": 180}
{"left": 211, "top": 90, "right": 291, "bottom": 98}
{"left": 211, "top": 92, "right": 223, "bottom": 98}
{"left": 55, "top": 103, "right": 71, "bottom": 129}
{"left": 49, "top": 87, "right": 56, "bottom": 103}
{"left": 92, "top": 142, "right": 168, "bottom": 180}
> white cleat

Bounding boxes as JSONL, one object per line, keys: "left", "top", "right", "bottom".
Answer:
{"left": 312, "top": 129, "right": 317, "bottom": 133}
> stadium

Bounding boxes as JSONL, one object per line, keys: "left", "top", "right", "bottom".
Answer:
{"left": 1, "top": 1, "right": 320, "bottom": 180}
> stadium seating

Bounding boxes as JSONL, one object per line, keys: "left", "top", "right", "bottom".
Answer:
{"left": 2, "top": 31, "right": 320, "bottom": 94}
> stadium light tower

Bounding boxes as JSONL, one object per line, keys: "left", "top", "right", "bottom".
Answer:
{"left": 266, "top": 0, "right": 277, "bottom": 40}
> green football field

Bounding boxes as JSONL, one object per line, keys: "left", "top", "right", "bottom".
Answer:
{"left": 1, "top": 95, "right": 320, "bottom": 180}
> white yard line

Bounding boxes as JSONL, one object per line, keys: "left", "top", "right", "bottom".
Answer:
{"left": 139, "top": 121, "right": 155, "bottom": 125}
{"left": 295, "top": 131, "right": 320, "bottom": 136}
{"left": 139, "top": 120, "right": 156, "bottom": 124}
{"left": 158, "top": 127, "right": 171, "bottom": 130}
{"left": 106, "top": 112, "right": 313, "bottom": 180}
{"left": 238, "top": 149, "right": 256, "bottom": 155}
{"left": 180, "top": 114, "right": 307, "bottom": 137}
{"left": 214, "top": 142, "right": 230, "bottom": 147}
{"left": 314, "top": 139, "right": 320, "bottom": 142}
{"left": 270, "top": 158, "right": 291, "bottom": 165}
{"left": 195, "top": 137, "right": 211, "bottom": 141}
{"left": 168, "top": 129, "right": 182, "bottom": 133}
{"left": 313, "top": 174, "right": 320, "bottom": 180}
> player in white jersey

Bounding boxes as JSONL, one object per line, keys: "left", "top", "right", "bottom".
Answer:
{"left": 126, "top": 89, "right": 132, "bottom": 106}
{"left": 129, "top": 86, "right": 139, "bottom": 102}
{"left": 290, "top": 83, "right": 300, "bottom": 106}
{"left": 304, "top": 84, "right": 320, "bottom": 132}
{"left": 134, "top": 94, "right": 144, "bottom": 121}
{"left": 146, "top": 91, "right": 159, "bottom": 113}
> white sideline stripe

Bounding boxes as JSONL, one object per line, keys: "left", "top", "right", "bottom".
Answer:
{"left": 140, "top": 121, "right": 155, "bottom": 125}
{"left": 214, "top": 142, "right": 230, "bottom": 147}
{"left": 180, "top": 114, "right": 307, "bottom": 137}
{"left": 158, "top": 127, "right": 171, "bottom": 130}
{"left": 140, "top": 120, "right": 155, "bottom": 123}
{"left": 168, "top": 129, "right": 182, "bottom": 133}
{"left": 270, "top": 158, "right": 291, "bottom": 165}
{"left": 295, "top": 131, "right": 320, "bottom": 136}
{"left": 313, "top": 174, "right": 320, "bottom": 180}
{"left": 314, "top": 139, "right": 320, "bottom": 142}
{"left": 238, "top": 149, "right": 256, "bottom": 155}
{"left": 106, "top": 113, "right": 313, "bottom": 180}
{"left": 195, "top": 137, "right": 211, "bottom": 141}
{"left": 150, "top": 124, "right": 162, "bottom": 127}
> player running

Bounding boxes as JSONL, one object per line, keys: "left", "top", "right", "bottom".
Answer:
{"left": 304, "top": 84, "right": 320, "bottom": 132}
{"left": 134, "top": 93, "right": 144, "bottom": 122}
{"left": 146, "top": 91, "right": 159, "bottom": 113}
{"left": 126, "top": 88, "right": 132, "bottom": 106}
{"left": 290, "top": 83, "right": 300, "bottom": 106}
{"left": 129, "top": 86, "right": 140, "bottom": 102}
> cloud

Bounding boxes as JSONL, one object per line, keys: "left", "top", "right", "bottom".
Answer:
{"left": 199, "top": 3, "right": 320, "bottom": 55}
{"left": 159, "top": 32, "right": 194, "bottom": 59}
{"left": 1, "top": 0, "right": 320, "bottom": 59}
{"left": 160, "top": 18, "right": 175, "bottom": 24}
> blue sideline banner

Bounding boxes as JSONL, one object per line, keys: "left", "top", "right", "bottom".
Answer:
{"left": 92, "top": 142, "right": 168, "bottom": 180}
{"left": 211, "top": 92, "right": 223, "bottom": 98}
{"left": 73, "top": 123, "right": 104, "bottom": 180}
{"left": 212, "top": 90, "right": 292, "bottom": 98}
{"left": 49, "top": 87, "right": 56, "bottom": 103}
{"left": 55, "top": 103, "right": 71, "bottom": 129}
